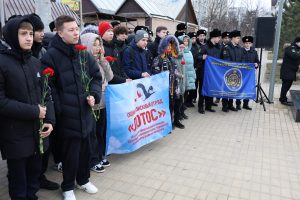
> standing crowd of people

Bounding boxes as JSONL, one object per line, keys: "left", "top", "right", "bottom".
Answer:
{"left": 0, "top": 12, "right": 299, "bottom": 200}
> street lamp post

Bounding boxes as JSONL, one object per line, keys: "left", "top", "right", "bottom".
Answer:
{"left": 268, "top": 0, "right": 285, "bottom": 102}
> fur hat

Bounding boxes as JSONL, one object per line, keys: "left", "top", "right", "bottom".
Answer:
{"left": 197, "top": 29, "right": 207, "bottom": 36}
{"left": 188, "top": 32, "right": 197, "bottom": 38}
{"left": 222, "top": 31, "right": 230, "bottom": 38}
{"left": 134, "top": 26, "right": 148, "bottom": 34}
{"left": 98, "top": 21, "right": 113, "bottom": 37}
{"left": 176, "top": 23, "right": 187, "bottom": 31}
{"left": 26, "top": 13, "right": 44, "bottom": 31}
{"left": 230, "top": 30, "right": 241, "bottom": 38}
{"left": 135, "top": 30, "right": 149, "bottom": 43}
{"left": 209, "top": 29, "right": 221, "bottom": 38}
{"left": 242, "top": 36, "right": 254, "bottom": 43}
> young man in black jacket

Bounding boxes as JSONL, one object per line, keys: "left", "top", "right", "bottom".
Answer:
{"left": 26, "top": 12, "right": 61, "bottom": 191}
{"left": 198, "top": 29, "right": 222, "bottom": 113}
{"left": 41, "top": 15, "right": 102, "bottom": 200}
{"left": 221, "top": 30, "right": 243, "bottom": 112}
{"left": 148, "top": 26, "right": 168, "bottom": 59}
{"left": 0, "top": 16, "right": 55, "bottom": 200}
{"left": 99, "top": 21, "right": 131, "bottom": 84}
{"left": 241, "top": 36, "right": 259, "bottom": 110}
{"left": 279, "top": 36, "right": 300, "bottom": 106}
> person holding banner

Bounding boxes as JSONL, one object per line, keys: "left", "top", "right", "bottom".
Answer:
{"left": 279, "top": 36, "right": 300, "bottom": 106}
{"left": 221, "top": 30, "right": 243, "bottom": 112}
{"left": 122, "top": 30, "right": 151, "bottom": 79}
{"left": 214, "top": 31, "right": 231, "bottom": 104}
{"left": 198, "top": 29, "right": 222, "bottom": 113}
{"left": 152, "top": 35, "right": 181, "bottom": 129}
{"left": 241, "top": 36, "right": 260, "bottom": 110}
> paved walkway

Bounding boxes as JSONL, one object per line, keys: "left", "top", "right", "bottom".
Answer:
{"left": 1, "top": 52, "right": 300, "bottom": 200}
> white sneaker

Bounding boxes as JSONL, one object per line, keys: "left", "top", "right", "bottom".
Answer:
{"left": 77, "top": 182, "right": 98, "bottom": 194}
{"left": 53, "top": 162, "right": 63, "bottom": 173}
{"left": 63, "top": 190, "right": 76, "bottom": 200}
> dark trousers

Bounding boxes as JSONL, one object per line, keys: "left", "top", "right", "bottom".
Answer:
{"left": 280, "top": 79, "right": 293, "bottom": 102}
{"left": 40, "top": 130, "right": 62, "bottom": 179}
{"left": 90, "top": 108, "right": 106, "bottom": 167}
{"left": 184, "top": 91, "right": 194, "bottom": 105}
{"left": 170, "top": 96, "right": 175, "bottom": 123}
{"left": 7, "top": 154, "right": 42, "bottom": 200}
{"left": 236, "top": 99, "right": 249, "bottom": 106}
{"left": 222, "top": 99, "right": 234, "bottom": 108}
{"left": 174, "top": 95, "right": 184, "bottom": 121}
{"left": 61, "top": 137, "right": 90, "bottom": 191}
{"left": 197, "top": 73, "right": 212, "bottom": 109}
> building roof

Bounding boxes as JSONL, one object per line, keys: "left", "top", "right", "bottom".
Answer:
{"left": 4, "top": 0, "right": 79, "bottom": 23}
{"left": 89, "top": 0, "right": 125, "bottom": 15}
{"left": 149, "top": 0, "right": 186, "bottom": 19}
{"left": 116, "top": 0, "right": 186, "bottom": 19}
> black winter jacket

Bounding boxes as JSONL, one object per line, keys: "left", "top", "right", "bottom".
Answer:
{"left": 242, "top": 48, "right": 259, "bottom": 63}
{"left": 280, "top": 43, "right": 300, "bottom": 81}
{"left": 41, "top": 35, "right": 101, "bottom": 139}
{"left": 103, "top": 39, "right": 128, "bottom": 84}
{"left": 221, "top": 42, "right": 243, "bottom": 62}
{"left": 0, "top": 17, "right": 55, "bottom": 159}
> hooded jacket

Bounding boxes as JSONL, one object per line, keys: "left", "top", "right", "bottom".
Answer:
{"left": 81, "top": 33, "right": 114, "bottom": 109}
{"left": 41, "top": 34, "right": 101, "bottom": 139}
{"left": 152, "top": 35, "right": 181, "bottom": 98}
{"left": 178, "top": 35, "right": 196, "bottom": 90}
{"left": 280, "top": 43, "right": 300, "bottom": 81}
{"left": 0, "top": 16, "right": 55, "bottom": 159}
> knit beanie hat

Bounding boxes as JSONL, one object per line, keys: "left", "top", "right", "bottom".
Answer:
{"left": 98, "top": 21, "right": 113, "bottom": 37}
{"left": 134, "top": 30, "right": 149, "bottom": 43}
{"left": 26, "top": 13, "right": 44, "bottom": 31}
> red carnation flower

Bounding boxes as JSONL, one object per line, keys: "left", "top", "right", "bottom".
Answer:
{"left": 181, "top": 60, "right": 186, "bottom": 65}
{"left": 105, "top": 56, "right": 118, "bottom": 62}
{"left": 42, "top": 67, "right": 54, "bottom": 77}
{"left": 74, "top": 44, "right": 87, "bottom": 51}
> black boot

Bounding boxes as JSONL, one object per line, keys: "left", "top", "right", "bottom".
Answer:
{"left": 40, "top": 175, "right": 60, "bottom": 190}
{"left": 236, "top": 105, "right": 241, "bottom": 110}
{"left": 243, "top": 105, "right": 252, "bottom": 110}
{"left": 182, "top": 113, "right": 189, "bottom": 119}
{"left": 205, "top": 107, "right": 216, "bottom": 112}
{"left": 173, "top": 120, "right": 185, "bottom": 129}
{"left": 222, "top": 106, "right": 228, "bottom": 112}
{"left": 198, "top": 107, "right": 205, "bottom": 114}
{"left": 228, "top": 105, "right": 238, "bottom": 111}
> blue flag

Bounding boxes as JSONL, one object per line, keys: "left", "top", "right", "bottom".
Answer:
{"left": 105, "top": 72, "right": 172, "bottom": 155}
{"left": 202, "top": 56, "right": 256, "bottom": 100}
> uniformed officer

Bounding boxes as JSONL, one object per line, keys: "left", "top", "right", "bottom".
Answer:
{"left": 214, "top": 31, "right": 231, "bottom": 104}
{"left": 221, "top": 30, "right": 243, "bottom": 112}
{"left": 221, "top": 32, "right": 231, "bottom": 47}
{"left": 197, "top": 29, "right": 222, "bottom": 114}
{"left": 279, "top": 36, "right": 300, "bottom": 106}
{"left": 191, "top": 29, "right": 207, "bottom": 106}
{"left": 240, "top": 36, "right": 259, "bottom": 110}
{"left": 189, "top": 31, "right": 199, "bottom": 104}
